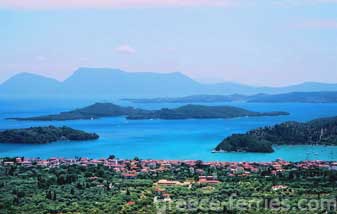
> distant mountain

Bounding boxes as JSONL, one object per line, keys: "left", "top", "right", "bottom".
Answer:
{"left": 1, "top": 68, "right": 337, "bottom": 98}
{"left": 9, "top": 102, "right": 289, "bottom": 121}
{"left": 0, "top": 73, "right": 61, "bottom": 97}
{"left": 61, "top": 67, "right": 202, "bottom": 97}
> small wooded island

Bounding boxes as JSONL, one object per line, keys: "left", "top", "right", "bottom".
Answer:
{"left": 214, "top": 116, "right": 337, "bottom": 153}
{"left": 9, "top": 103, "right": 289, "bottom": 121}
{"left": 0, "top": 126, "right": 99, "bottom": 144}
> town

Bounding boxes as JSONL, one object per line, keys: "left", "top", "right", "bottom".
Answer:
{"left": 2, "top": 157, "right": 337, "bottom": 213}
{"left": 2, "top": 156, "right": 337, "bottom": 182}
{"left": 0, "top": 155, "right": 337, "bottom": 176}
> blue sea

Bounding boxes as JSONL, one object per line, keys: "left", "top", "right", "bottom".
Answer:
{"left": 1, "top": 98, "right": 337, "bottom": 162}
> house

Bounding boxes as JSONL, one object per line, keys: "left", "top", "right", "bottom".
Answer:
{"left": 127, "top": 201, "right": 135, "bottom": 206}
{"left": 21, "top": 160, "right": 32, "bottom": 167}
{"left": 37, "top": 160, "right": 48, "bottom": 167}
{"left": 198, "top": 179, "right": 220, "bottom": 185}
{"left": 3, "top": 161, "right": 14, "bottom": 166}
{"left": 122, "top": 173, "right": 137, "bottom": 179}
{"left": 157, "top": 180, "right": 181, "bottom": 186}
{"left": 272, "top": 185, "right": 288, "bottom": 191}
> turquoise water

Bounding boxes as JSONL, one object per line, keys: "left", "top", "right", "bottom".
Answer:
{"left": 1, "top": 99, "right": 337, "bottom": 161}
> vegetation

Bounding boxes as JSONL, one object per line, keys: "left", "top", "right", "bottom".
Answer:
{"left": 0, "top": 164, "right": 155, "bottom": 214}
{"left": 0, "top": 126, "right": 99, "bottom": 144}
{"left": 10, "top": 103, "right": 289, "bottom": 121}
{"left": 215, "top": 115, "right": 337, "bottom": 153}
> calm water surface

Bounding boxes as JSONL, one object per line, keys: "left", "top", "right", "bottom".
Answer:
{"left": 1, "top": 98, "right": 337, "bottom": 162}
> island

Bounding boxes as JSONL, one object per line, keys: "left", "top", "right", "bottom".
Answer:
{"left": 214, "top": 115, "right": 337, "bottom": 153}
{"left": 248, "top": 91, "right": 337, "bottom": 103}
{"left": 124, "top": 91, "right": 337, "bottom": 104}
{"left": 0, "top": 126, "right": 99, "bottom": 144}
{"left": 8, "top": 103, "right": 289, "bottom": 121}
{"left": 123, "top": 94, "right": 248, "bottom": 103}
{"left": 125, "top": 104, "right": 289, "bottom": 120}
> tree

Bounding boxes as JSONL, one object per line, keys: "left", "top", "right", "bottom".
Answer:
{"left": 108, "top": 155, "right": 116, "bottom": 160}
{"left": 46, "top": 190, "right": 52, "bottom": 200}
{"left": 53, "top": 191, "right": 57, "bottom": 201}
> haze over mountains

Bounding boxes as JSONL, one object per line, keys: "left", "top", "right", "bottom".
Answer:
{"left": 1, "top": 67, "right": 337, "bottom": 99}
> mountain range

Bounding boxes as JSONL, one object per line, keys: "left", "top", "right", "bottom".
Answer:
{"left": 1, "top": 67, "right": 337, "bottom": 98}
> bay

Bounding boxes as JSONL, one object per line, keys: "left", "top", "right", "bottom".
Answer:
{"left": 1, "top": 98, "right": 337, "bottom": 161}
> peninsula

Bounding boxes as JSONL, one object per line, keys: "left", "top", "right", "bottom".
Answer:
{"left": 9, "top": 103, "right": 289, "bottom": 121}
{"left": 0, "top": 126, "right": 99, "bottom": 144}
{"left": 215, "top": 115, "right": 337, "bottom": 153}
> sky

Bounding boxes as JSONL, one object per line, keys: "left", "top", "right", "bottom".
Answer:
{"left": 0, "top": 0, "right": 336, "bottom": 86}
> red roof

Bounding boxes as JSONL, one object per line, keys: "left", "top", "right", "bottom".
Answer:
{"left": 198, "top": 179, "right": 220, "bottom": 184}
{"left": 122, "top": 173, "right": 137, "bottom": 177}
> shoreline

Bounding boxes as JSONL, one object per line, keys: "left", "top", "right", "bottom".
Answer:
{"left": 2, "top": 156, "right": 337, "bottom": 165}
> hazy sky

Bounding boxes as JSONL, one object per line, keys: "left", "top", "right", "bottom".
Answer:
{"left": 0, "top": 0, "right": 336, "bottom": 86}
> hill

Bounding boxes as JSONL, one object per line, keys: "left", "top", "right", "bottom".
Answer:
{"left": 215, "top": 116, "right": 337, "bottom": 153}
{"left": 9, "top": 103, "right": 289, "bottom": 121}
